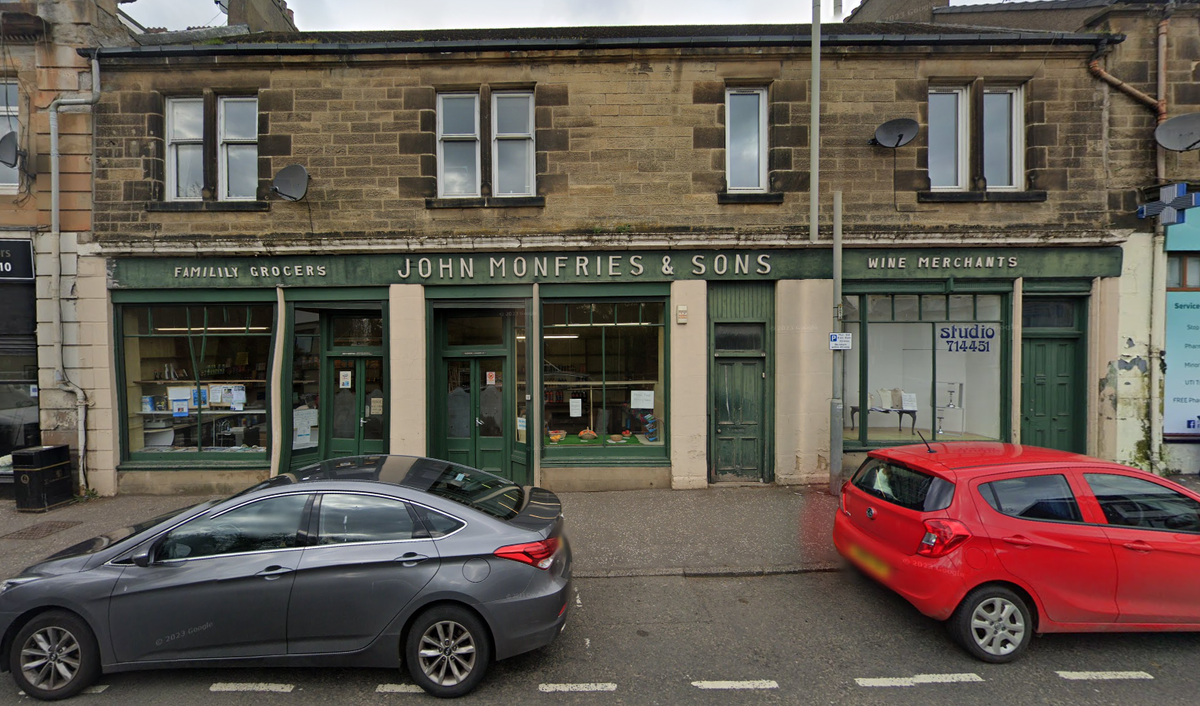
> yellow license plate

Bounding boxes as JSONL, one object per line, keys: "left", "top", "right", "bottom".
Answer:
{"left": 848, "top": 543, "right": 891, "bottom": 579}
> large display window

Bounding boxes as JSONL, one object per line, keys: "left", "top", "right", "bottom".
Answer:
{"left": 843, "top": 293, "right": 1005, "bottom": 445}
{"left": 541, "top": 300, "right": 666, "bottom": 459}
{"left": 121, "top": 305, "right": 274, "bottom": 457}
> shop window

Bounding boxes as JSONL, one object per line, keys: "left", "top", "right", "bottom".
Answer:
{"left": 542, "top": 300, "right": 666, "bottom": 456}
{"left": 843, "top": 293, "right": 1003, "bottom": 445}
{"left": 166, "top": 96, "right": 259, "bottom": 202}
{"left": 121, "top": 305, "right": 274, "bottom": 457}
{"left": 0, "top": 335, "right": 39, "bottom": 458}
{"left": 0, "top": 83, "right": 19, "bottom": 191}
{"left": 291, "top": 308, "right": 320, "bottom": 452}
{"left": 929, "top": 84, "right": 1023, "bottom": 191}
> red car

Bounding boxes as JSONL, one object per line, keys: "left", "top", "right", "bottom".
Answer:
{"left": 833, "top": 442, "right": 1200, "bottom": 662}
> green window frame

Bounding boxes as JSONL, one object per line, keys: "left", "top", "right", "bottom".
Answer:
{"left": 541, "top": 298, "right": 669, "bottom": 463}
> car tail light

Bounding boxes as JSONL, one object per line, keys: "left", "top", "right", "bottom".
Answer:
{"left": 839, "top": 481, "right": 850, "bottom": 516}
{"left": 495, "top": 537, "right": 560, "bottom": 570}
{"left": 916, "top": 519, "right": 971, "bottom": 558}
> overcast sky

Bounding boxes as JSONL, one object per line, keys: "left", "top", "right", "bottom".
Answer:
{"left": 120, "top": 0, "right": 1007, "bottom": 32}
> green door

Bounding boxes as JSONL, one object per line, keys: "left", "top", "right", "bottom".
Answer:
{"left": 1020, "top": 338, "right": 1080, "bottom": 452}
{"left": 327, "top": 357, "right": 386, "bottom": 457}
{"left": 444, "top": 357, "right": 507, "bottom": 476}
{"left": 713, "top": 357, "right": 765, "bottom": 480}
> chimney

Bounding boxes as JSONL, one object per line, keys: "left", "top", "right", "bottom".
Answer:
{"left": 228, "top": 0, "right": 297, "bottom": 32}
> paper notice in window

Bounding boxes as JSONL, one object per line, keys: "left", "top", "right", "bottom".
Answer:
{"left": 209, "top": 385, "right": 223, "bottom": 404}
{"left": 569, "top": 397, "right": 582, "bottom": 417}
{"left": 370, "top": 397, "right": 383, "bottom": 415}
{"left": 230, "top": 386, "right": 247, "bottom": 405}
{"left": 631, "top": 390, "right": 655, "bottom": 409}
{"left": 172, "top": 399, "right": 189, "bottom": 417}
{"left": 339, "top": 370, "right": 352, "bottom": 389}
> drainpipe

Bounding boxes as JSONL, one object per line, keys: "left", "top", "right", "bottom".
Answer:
{"left": 49, "top": 56, "right": 101, "bottom": 493}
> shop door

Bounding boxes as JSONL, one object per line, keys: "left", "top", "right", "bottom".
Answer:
{"left": 328, "top": 357, "right": 386, "bottom": 457}
{"left": 712, "top": 323, "right": 767, "bottom": 482}
{"left": 444, "top": 358, "right": 506, "bottom": 476}
{"left": 1020, "top": 338, "right": 1080, "bottom": 452}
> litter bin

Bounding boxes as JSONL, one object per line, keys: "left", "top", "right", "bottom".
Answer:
{"left": 12, "top": 445, "right": 74, "bottom": 512}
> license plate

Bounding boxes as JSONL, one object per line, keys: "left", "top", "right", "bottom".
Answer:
{"left": 848, "top": 543, "right": 890, "bottom": 579}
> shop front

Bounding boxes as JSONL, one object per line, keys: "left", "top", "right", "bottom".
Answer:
{"left": 0, "top": 238, "right": 39, "bottom": 462}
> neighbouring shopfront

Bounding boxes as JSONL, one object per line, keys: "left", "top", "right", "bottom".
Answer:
{"left": 105, "top": 245, "right": 1121, "bottom": 491}
{"left": 1164, "top": 218, "right": 1200, "bottom": 469}
{"left": 0, "top": 238, "right": 39, "bottom": 460}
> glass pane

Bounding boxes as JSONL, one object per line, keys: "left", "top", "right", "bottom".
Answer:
{"left": 0, "top": 111, "right": 15, "bottom": 185}
{"left": 291, "top": 312, "right": 320, "bottom": 451}
{"left": 1022, "top": 299, "right": 1075, "bottom": 328}
{"left": 928, "top": 92, "right": 959, "bottom": 188}
{"left": 977, "top": 295, "right": 1002, "bottom": 320}
{"left": 543, "top": 303, "right": 567, "bottom": 326}
{"left": 441, "top": 140, "right": 477, "bottom": 196}
{"left": 1188, "top": 257, "right": 1200, "bottom": 288}
{"left": 616, "top": 302, "right": 640, "bottom": 324}
{"left": 935, "top": 316, "right": 1001, "bottom": 440}
{"left": 495, "top": 94, "right": 531, "bottom": 134}
{"left": 1168, "top": 255, "right": 1181, "bottom": 288}
{"left": 124, "top": 307, "right": 150, "bottom": 335}
{"left": 894, "top": 295, "right": 919, "bottom": 322}
{"left": 331, "top": 360, "right": 358, "bottom": 439}
{"left": 714, "top": 323, "right": 764, "bottom": 351}
{"left": 249, "top": 305, "right": 274, "bottom": 330}
{"left": 149, "top": 306, "right": 188, "bottom": 334}
{"left": 207, "top": 306, "right": 248, "bottom": 332}
{"left": 867, "top": 322, "right": 932, "bottom": 442}
{"left": 980, "top": 475, "right": 1081, "bottom": 522}
{"left": 543, "top": 326, "right": 596, "bottom": 441}
{"left": 867, "top": 295, "right": 891, "bottom": 321}
{"left": 727, "top": 92, "right": 762, "bottom": 189}
{"left": 222, "top": 99, "right": 258, "bottom": 140}
{"left": 479, "top": 359, "right": 503, "bottom": 438}
{"left": 593, "top": 303, "right": 615, "bottom": 325}
{"left": 569, "top": 303, "right": 591, "bottom": 325}
{"left": 318, "top": 494, "right": 415, "bottom": 544}
{"left": 447, "top": 315, "right": 503, "bottom": 346}
{"left": 1, "top": 83, "right": 16, "bottom": 108}
{"left": 332, "top": 315, "right": 382, "bottom": 347}
{"left": 170, "top": 99, "right": 203, "bottom": 140}
{"left": 495, "top": 139, "right": 531, "bottom": 195}
{"left": 446, "top": 361, "right": 471, "bottom": 439}
{"left": 1085, "top": 473, "right": 1200, "bottom": 531}
{"left": 174, "top": 143, "right": 203, "bottom": 199}
{"left": 225, "top": 144, "right": 258, "bottom": 199}
{"left": 516, "top": 317, "right": 527, "bottom": 445}
{"left": 842, "top": 296, "right": 860, "bottom": 322}
{"left": 642, "top": 302, "right": 664, "bottom": 324}
{"left": 440, "top": 95, "right": 476, "bottom": 136}
{"left": 948, "top": 295, "right": 974, "bottom": 321}
{"left": 852, "top": 459, "right": 954, "bottom": 512}
{"left": 158, "top": 494, "right": 308, "bottom": 560}
{"left": 362, "top": 359, "right": 384, "bottom": 441}
{"left": 0, "top": 381, "right": 39, "bottom": 456}
{"left": 983, "top": 92, "right": 1014, "bottom": 188}
{"left": 921, "top": 295, "right": 947, "bottom": 321}
{"left": 842, "top": 321, "right": 861, "bottom": 440}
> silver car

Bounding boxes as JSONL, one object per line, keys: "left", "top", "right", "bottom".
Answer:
{"left": 0, "top": 455, "right": 572, "bottom": 700}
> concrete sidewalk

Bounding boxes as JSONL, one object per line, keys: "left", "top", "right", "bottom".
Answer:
{"left": 0, "top": 484, "right": 841, "bottom": 580}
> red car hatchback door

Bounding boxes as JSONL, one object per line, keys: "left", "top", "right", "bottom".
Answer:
{"left": 1083, "top": 471, "right": 1200, "bottom": 624}
{"left": 972, "top": 471, "right": 1119, "bottom": 625}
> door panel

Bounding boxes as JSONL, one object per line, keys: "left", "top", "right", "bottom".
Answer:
{"left": 445, "top": 360, "right": 473, "bottom": 467}
{"left": 1021, "top": 338, "right": 1080, "bottom": 452}
{"left": 477, "top": 358, "right": 505, "bottom": 475}
{"left": 328, "top": 357, "right": 385, "bottom": 458}
{"left": 713, "top": 358, "right": 763, "bottom": 481}
{"left": 441, "top": 358, "right": 509, "bottom": 477}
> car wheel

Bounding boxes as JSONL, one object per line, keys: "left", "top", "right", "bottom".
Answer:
{"left": 9, "top": 610, "right": 100, "bottom": 701}
{"left": 405, "top": 605, "right": 491, "bottom": 698}
{"left": 948, "top": 586, "right": 1032, "bottom": 663}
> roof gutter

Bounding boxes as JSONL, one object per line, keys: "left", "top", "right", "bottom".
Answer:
{"left": 85, "top": 31, "right": 1120, "bottom": 60}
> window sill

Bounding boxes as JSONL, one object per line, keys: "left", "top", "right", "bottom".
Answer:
{"left": 718, "top": 192, "right": 784, "bottom": 204}
{"left": 426, "top": 196, "right": 546, "bottom": 209}
{"left": 146, "top": 201, "right": 272, "bottom": 212}
{"left": 917, "top": 191, "right": 1047, "bottom": 203}
{"left": 119, "top": 456, "right": 269, "bottom": 470}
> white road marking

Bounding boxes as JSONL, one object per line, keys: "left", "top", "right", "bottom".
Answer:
{"left": 691, "top": 680, "right": 779, "bottom": 690}
{"left": 83, "top": 685, "right": 110, "bottom": 694}
{"left": 1056, "top": 671, "right": 1154, "bottom": 681}
{"left": 209, "top": 683, "right": 295, "bottom": 693}
{"left": 856, "top": 673, "right": 984, "bottom": 687}
{"left": 538, "top": 683, "right": 618, "bottom": 692}
{"left": 576, "top": 594, "right": 583, "bottom": 608}
{"left": 377, "top": 684, "right": 424, "bottom": 693}
{"left": 584, "top": 637, "right": 591, "bottom": 649}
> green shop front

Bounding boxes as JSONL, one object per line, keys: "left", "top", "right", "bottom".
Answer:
{"left": 105, "top": 245, "right": 1120, "bottom": 492}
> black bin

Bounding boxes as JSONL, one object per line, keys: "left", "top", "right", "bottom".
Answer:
{"left": 12, "top": 445, "right": 74, "bottom": 512}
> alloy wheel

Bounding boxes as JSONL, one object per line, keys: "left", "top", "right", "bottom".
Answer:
{"left": 19, "top": 626, "right": 83, "bottom": 692}
{"left": 969, "top": 596, "right": 1026, "bottom": 657}
{"left": 417, "top": 619, "right": 477, "bottom": 686}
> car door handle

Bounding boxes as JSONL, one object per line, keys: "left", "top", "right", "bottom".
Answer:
{"left": 396, "top": 552, "right": 430, "bottom": 567}
{"left": 1123, "top": 540, "right": 1154, "bottom": 553}
{"left": 255, "top": 565, "right": 295, "bottom": 580}
{"left": 1002, "top": 536, "right": 1033, "bottom": 548}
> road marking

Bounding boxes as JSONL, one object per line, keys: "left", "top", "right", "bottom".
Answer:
{"left": 538, "top": 683, "right": 618, "bottom": 692}
{"left": 83, "top": 685, "right": 110, "bottom": 694}
{"left": 576, "top": 594, "right": 583, "bottom": 608}
{"left": 691, "top": 680, "right": 779, "bottom": 690}
{"left": 377, "top": 684, "right": 424, "bottom": 693}
{"left": 856, "top": 673, "right": 984, "bottom": 687}
{"left": 1056, "top": 671, "right": 1154, "bottom": 681}
{"left": 210, "top": 683, "right": 295, "bottom": 693}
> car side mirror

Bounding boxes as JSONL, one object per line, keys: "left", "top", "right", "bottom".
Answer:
{"left": 132, "top": 537, "right": 163, "bottom": 567}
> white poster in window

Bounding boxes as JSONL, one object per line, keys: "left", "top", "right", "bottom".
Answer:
{"left": 171, "top": 399, "right": 189, "bottom": 417}
{"left": 167, "top": 387, "right": 193, "bottom": 405}
{"left": 517, "top": 416, "right": 526, "bottom": 431}
{"left": 486, "top": 371, "right": 496, "bottom": 385}
{"left": 631, "top": 390, "right": 655, "bottom": 409}
{"left": 229, "top": 385, "right": 247, "bottom": 405}
{"left": 569, "top": 397, "right": 582, "bottom": 417}
{"left": 209, "top": 385, "right": 223, "bottom": 404}
{"left": 29, "top": 385, "right": 37, "bottom": 398}
{"left": 293, "top": 408, "right": 317, "bottom": 445}
{"left": 900, "top": 393, "right": 918, "bottom": 411}
{"left": 339, "top": 370, "right": 352, "bottom": 389}
{"left": 370, "top": 397, "right": 383, "bottom": 415}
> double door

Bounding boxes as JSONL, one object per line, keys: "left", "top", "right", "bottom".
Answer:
{"left": 329, "top": 357, "right": 386, "bottom": 458}
{"left": 444, "top": 357, "right": 506, "bottom": 475}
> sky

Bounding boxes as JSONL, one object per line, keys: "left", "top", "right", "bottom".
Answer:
{"left": 120, "top": 0, "right": 1011, "bottom": 32}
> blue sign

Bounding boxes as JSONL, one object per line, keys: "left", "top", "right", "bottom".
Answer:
{"left": 1165, "top": 291, "right": 1200, "bottom": 435}
{"left": 1139, "top": 183, "right": 1200, "bottom": 226}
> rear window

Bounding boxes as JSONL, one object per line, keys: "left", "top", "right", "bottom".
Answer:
{"left": 979, "top": 474, "right": 1082, "bottom": 522}
{"left": 852, "top": 458, "right": 954, "bottom": 511}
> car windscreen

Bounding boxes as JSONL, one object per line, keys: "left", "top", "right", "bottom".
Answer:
{"left": 42, "top": 501, "right": 215, "bottom": 560}
{"left": 852, "top": 458, "right": 954, "bottom": 512}
{"left": 399, "top": 458, "right": 523, "bottom": 521}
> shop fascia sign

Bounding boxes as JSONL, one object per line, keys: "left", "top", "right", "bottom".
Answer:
{"left": 0, "top": 239, "right": 34, "bottom": 281}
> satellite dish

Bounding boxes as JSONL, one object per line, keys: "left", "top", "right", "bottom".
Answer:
{"left": 215, "top": 0, "right": 230, "bottom": 16}
{"left": 0, "top": 131, "right": 20, "bottom": 168}
{"left": 271, "top": 164, "right": 309, "bottom": 201}
{"left": 870, "top": 118, "right": 919, "bottom": 148}
{"left": 1155, "top": 113, "right": 1200, "bottom": 152}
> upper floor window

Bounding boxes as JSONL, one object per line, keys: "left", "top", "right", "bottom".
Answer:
{"left": 725, "top": 88, "right": 767, "bottom": 192}
{"left": 166, "top": 96, "right": 259, "bottom": 201}
{"left": 492, "top": 92, "right": 535, "bottom": 197}
{"left": 1168, "top": 254, "right": 1200, "bottom": 290}
{"left": 437, "top": 93, "right": 480, "bottom": 197}
{"left": 0, "top": 83, "right": 19, "bottom": 191}
{"left": 928, "top": 85, "right": 1023, "bottom": 191}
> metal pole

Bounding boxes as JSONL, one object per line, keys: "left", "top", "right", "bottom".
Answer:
{"left": 830, "top": 191, "right": 843, "bottom": 495}
{"left": 809, "top": 0, "right": 820, "bottom": 244}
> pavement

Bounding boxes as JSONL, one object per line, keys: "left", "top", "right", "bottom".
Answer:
{"left": 0, "top": 482, "right": 841, "bottom": 581}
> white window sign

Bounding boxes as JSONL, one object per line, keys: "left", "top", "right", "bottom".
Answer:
{"left": 630, "top": 390, "right": 655, "bottom": 409}
{"left": 569, "top": 397, "right": 582, "bottom": 417}
{"left": 339, "top": 370, "right": 352, "bottom": 388}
